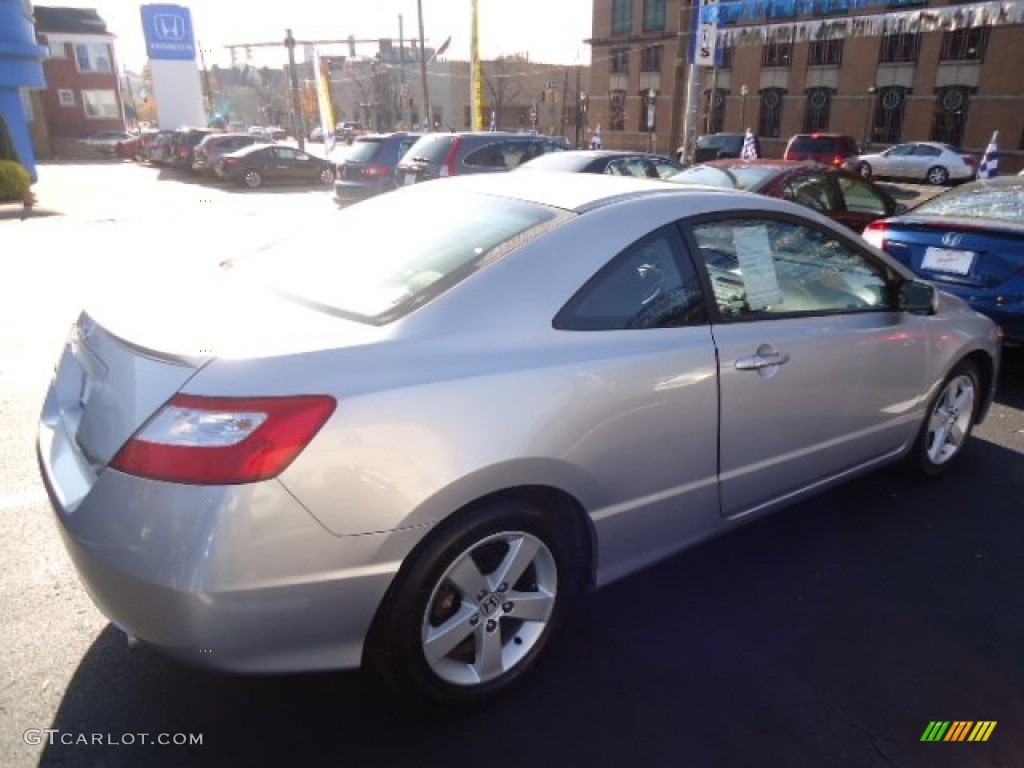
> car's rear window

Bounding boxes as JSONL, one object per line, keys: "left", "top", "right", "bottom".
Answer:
{"left": 402, "top": 135, "right": 457, "bottom": 164}
{"left": 788, "top": 136, "right": 834, "bottom": 153}
{"left": 347, "top": 139, "right": 385, "bottom": 162}
{"left": 911, "top": 181, "right": 1024, "bottom": 224}
{"left": 670, "top": 164, "right": 778, "bottom": 190}
{"left": 697, "top": 135, "right": 740, "bottom": 150}
{"left": 228, "top": 189, "right": 563, "bottom": 323}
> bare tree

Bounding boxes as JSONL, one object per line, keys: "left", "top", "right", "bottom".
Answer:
{"left": 484, "top": 56, "right": 527, "bottom": 130}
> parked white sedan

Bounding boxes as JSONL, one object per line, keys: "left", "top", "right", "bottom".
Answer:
{"left": 853, "top": 142, "right": 977, "bottom": 185}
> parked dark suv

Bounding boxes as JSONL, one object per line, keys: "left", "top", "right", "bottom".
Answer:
{"left": 334, "top": 131, "right": 422, "bottom": 203}
{"left": 396, "top": 132, "right": 570, "bottom": 185}
{"left": 687, "top": 132, "right": 761, "bottom": 163}
{"left": 783, "top": 133, "right": 860, "bottom": 167}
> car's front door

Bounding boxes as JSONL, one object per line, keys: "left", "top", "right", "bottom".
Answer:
{"left": 684, "top": 214, "right": 928, "bottom": 517}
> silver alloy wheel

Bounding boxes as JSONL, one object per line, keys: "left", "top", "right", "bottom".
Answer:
{"left": 925, "top": 372, "right": 976, "bottom": 465}
{"left": 858, "top": 162, "right": 871, "bottom": 179}
{"left": 421, "top": 531, "right": 557, "bottom": 686}
{"left": 926, "top": 165, "right": 949, "bottom": 185}
{"left": 319, "top": 167, "right": 334, "bottom": 184}
{"left": 244, "top": 169, "right": 262, "bottom": 188}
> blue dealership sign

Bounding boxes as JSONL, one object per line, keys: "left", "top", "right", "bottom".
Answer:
{"left": 141, "top": 4, "right": 196, "bottom": 61}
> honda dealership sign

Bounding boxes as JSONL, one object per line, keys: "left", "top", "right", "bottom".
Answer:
{"left": 140, "top": 4, "right": 204, "bottom": 128}
{"left": 141, "top": 4, "right": 196, "bottom": 61}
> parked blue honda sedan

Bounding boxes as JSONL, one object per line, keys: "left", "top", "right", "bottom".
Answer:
{"left": 863, "top": 177, "right": 1024, "bottom": 344}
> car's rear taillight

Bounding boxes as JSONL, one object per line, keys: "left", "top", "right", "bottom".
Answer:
{"left": 361, "top": 164, "right": 391, "bottom": 179}
{"left": 832, "top": 155, "right": 844, "bottom": 167}
{"left": 223, "top": 157, "right": 239, "bottom": 166}
{"left": 962, "top": 155, "right": 977, "bottom": 168}
{"left": 862, "top": 221, "right": 887, "bottom": 250}
{"left": 110, "top": 394, "right": 336, "bottom": 485}
{"left": 440, "top": 137, "right": 461, "bottom": 177}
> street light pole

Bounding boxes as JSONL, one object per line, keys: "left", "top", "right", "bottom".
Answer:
{"left": 739, "top": 84, "right": 749, "bottom": 131}
{"left": 284, "top": 29, "right": 305, "bottom": 150}
{"left": 647, "top": 88, "right": 657, "bottom": 153}
{"left": 863, "top": 85, "right": 877, "bottom": 149}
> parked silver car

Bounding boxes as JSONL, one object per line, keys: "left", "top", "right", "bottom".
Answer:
{"left": 852, "top": 141, "right": 978, "bottom": 185}
{"left": 38, "top": 173, "right": 1000, "bottom": 705}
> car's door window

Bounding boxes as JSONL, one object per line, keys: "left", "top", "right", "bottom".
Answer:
{"left": 912, "top": 145, "right": 941, "bottom": 158}
{"left": 689, "top": 217, "right": 890, "bottom": 317}
{"left": 605, "top": 158, "right": 649, "bottom": 177}
{"left": 783, "top": 171, "right": 840, "bottom": 214}
{"left": 837, "top": 176, "right": 889, "bottom": 216}
{"left": 274, "top": 147, "right": 298, "bottom": 161}
{"left": 555, "top": 225, "right": 707, "bottom": 330}
{"left": 464, "top": 143, "right": 505, "bottom": 168}
{"left": 885, "top": 144, "right": 914, "bottom": 157}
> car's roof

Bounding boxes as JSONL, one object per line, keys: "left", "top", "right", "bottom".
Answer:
{"left": 426, "top": 170, "right": 752, "bottom": 213}
{"left": 707, "top": 158, "right": 825, "bottom": 172}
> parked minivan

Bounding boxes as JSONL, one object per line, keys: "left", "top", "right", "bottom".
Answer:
{"left": 396, "top": 132, "right": 570, "bottom": 185}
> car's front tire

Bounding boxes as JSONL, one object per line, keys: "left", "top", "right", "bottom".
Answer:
{"left": 243, "top": 169, "right": 263, "bottom": 188}
{"left": 906, "top": 360, "right": 980, "bottom": 477}
{"left": 370, "top": 499, "right": 577, "bottom": 706}
{"left": 857, "top": 161, "right": 872, "bottom": 179}
{"left": 319, "top": 167, "right": 334, "bottom": 185}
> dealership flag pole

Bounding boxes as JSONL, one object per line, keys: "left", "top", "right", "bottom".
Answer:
{"left": 978, "top": 131, "right": 999, "bottom": 179}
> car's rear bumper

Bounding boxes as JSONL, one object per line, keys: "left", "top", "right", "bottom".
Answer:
{"left": 37, "top": 415, "right": 427, "bottom": 673}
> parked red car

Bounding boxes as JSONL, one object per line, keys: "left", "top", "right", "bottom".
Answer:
{"left": 666, "top": 159, "right": 904, "bottom": 232}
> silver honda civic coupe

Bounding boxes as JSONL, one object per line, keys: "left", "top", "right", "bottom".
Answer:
{"left": 38, "top": 172, "right": 1000, "bottom": 705}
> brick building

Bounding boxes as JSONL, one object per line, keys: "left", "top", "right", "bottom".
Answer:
{"left": 34, "top": 6, "right": 125, "bottom": 144}
{"left": 587, "top": 0, "right": 1024, "bottom": 168}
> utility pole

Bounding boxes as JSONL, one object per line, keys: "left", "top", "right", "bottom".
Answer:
{"left": 417, "top": 0, "right": 431, "bottom": 130}
{"left": 669, "top": 0, "right": 696, "bottom": 161}
{"left": 284, "top": 29, "right": 305, "bottom": 150}
{"left": 561, "top": 68, "right": 569, "bottom": 138}
{"left": 399, "top": 14, "right": 406, "bottom": 128}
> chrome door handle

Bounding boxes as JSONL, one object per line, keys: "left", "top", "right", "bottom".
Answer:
{"left": 735, "top": 350, "right": 790, "bottom": 371}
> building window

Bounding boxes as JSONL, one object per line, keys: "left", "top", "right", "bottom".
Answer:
{"left": 762, "top": 40, "right": 793, "bottom": 68}
{"left": 879, "top": 33, "right": 920, "bottom": 63}
{"left": 643, "top": 0, "right": 666, "bottom": 31}
{"left": 19, "top": 88, "right": 35, "bottom": 121}
{"left": 719, "top": 44, "right": 733, "bottom": 69}
{"left": 815, "top": 0, "right": 850, "bottom": 16}
{"left": 640, "top": 46, "right": 663, "bottom": 73}
{"left": 758, "top": 88, "right": 786, "bottom": 138}
{"left": 803, "top": 88, "right": 832, "bottom": 132}
{"left": 872, "top": 87, "right": 908, "bottom": 144}
{"left": 81, "top": 89, "right": 119, "bottom": 119}
{"left": 48, "top": 41, "right": 67, "bottom": 58}
{"left": 808, "top": 38, "right": 843, "bottom": 66}
{"left": 75, "top": 43, "right": 113, "bottom": 73}
{"left": 612, "top": 0, "right": 633, "bottom": 36}
{"left": 611, "top": 48, "right": 630, "bottom": 75}
{"left": 931, "top": 86, "right": 970, "bottom": 146}
{"left": 610, "top": 89, "right": 627, "bottom": 131}
{"left": 940, "top": 28, "right": 990, "bottom": 61}
{"left": 705, "top": 88, "right": 727, "bottom": 134}
{"left": 58, "top": 89, "right": 75, "bottom": 106}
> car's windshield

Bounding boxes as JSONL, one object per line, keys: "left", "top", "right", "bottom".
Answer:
{"left": 911, "top": 181, "right": 1024, "bottom": 224}
{"left": 226, "top": 190, "right": 561, "bottom": 323}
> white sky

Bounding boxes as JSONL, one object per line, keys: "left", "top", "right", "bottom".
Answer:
{"left": 55, "top": 1, "right": 595, "bottom": 71}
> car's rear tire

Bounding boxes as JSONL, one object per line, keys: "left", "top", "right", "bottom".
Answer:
{"left": 369, "top": 499, "right": 577, "bottom": 707}
{"left": 905, "top": 360, "right": 980, "bottom": 477}
{"left": 243, "top": 169, "right": 263, "bottom": 188}
{"left": 319, "top": 167, "right": 334, "bottom": 185}
{"left": 926, "top": 165, "right": 950, "bottom": 186}
{"left": 857, "top": 162, "right": 872, "bottom": 180}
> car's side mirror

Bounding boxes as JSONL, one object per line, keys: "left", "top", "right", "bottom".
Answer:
{"left": 899, "top": 279, "right": 937, "bottom": 315}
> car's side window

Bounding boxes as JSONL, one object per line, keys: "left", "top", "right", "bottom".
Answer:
{"left": 913, "top": 145, "right": 941, "bottom": 157}
{"left": 784, "top": 172, "right": 839, "bottom": 213}
{"left": 838, "top": 176, "right": 889, "bottom": 216}
{"left": 555, "top": 226, "right": 707, "bottom": 331}
{"left": 689, "top": 217, "right": 891, "bottom": 318}
{"left": 464, "top": 143, "right": 505, "bottom": 168}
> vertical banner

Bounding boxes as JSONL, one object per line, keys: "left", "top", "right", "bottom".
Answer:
{"left": 313, "top": 51, "right": 336, "bottom": 151}
{"left": 694, "top": 0, "right": 718, "bottom": 67}
{"left": 470, "top": 0, "right": 483, "bottom": 131}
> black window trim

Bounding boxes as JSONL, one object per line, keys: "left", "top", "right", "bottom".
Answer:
{"left": 676, "top": 209, "right": 903, "bottom": 324}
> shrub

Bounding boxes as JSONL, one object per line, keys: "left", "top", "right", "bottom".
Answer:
{"left": 0, "top": 160, "right": 32, "bottom": 204}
